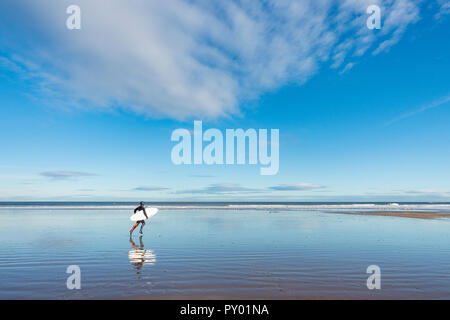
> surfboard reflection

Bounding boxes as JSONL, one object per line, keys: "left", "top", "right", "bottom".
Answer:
{"left": 129, "top": 236, "right": 156, "bottom": 272}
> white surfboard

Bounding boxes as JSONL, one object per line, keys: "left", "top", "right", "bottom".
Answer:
{"left": 130, "top": 207, "right": 158, "bottom": 221}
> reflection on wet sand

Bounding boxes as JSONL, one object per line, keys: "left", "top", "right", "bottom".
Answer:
{"left": 2, "top": 208, "right": 450, "bottom": 299}
{"left": 129, "top": 236, "right": 156, "bottom": 272}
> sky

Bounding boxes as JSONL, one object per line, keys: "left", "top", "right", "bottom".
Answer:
{"left": 0, "top": 0, "right": 449, "bottom": 202}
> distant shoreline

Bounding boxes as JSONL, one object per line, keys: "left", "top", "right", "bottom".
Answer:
{"left": 328, "top": 210, "right": 450, "bottom": 219}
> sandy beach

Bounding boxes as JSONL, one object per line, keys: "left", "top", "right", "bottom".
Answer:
{"left": 1, "top": 204, "right": 450, "bottom": 299}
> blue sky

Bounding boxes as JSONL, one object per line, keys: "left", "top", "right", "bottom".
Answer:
{"left": 0, "top": 0, "right": 449, "bottom": 201}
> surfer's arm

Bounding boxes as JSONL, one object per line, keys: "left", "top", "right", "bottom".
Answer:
{"left": 143, "top": 208, "right": 148, "bottom": 219}
{"left": 133, "top": 206, "right": 139, "bottom": 214}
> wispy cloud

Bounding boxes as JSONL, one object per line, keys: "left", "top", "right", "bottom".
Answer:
{"left": 189, "top": 174, "right": 215, "bottom": 178}
{"left": 0, "top": 0, "right": 423, "bottom": 120}
{"left": 40, "top": 171, "right": 97, "bottom": 180}
{"left": 133, "top": 186, "right": 169, "bottom": 191}
{"left": 175, "top": 183, "right": 260, "bottom": 194}
{"left": 386, "top": 93, "right": 450, "bottom": 125}
{"left": 435, "top": 0, "right": 450, "bottom": 20}
{"left": 339, "top": 62, "right": 355, "bottom": 74}
{"left": 365, "top": 189, "right": 450, "bottom": 199}
{"left": 371, "top": 0, "right": 420, "bottom": 55}
{"left": 175, "top": 182, "right": 325, "bottom": 194}
{"left": 404, "top": 189, "right": 450, "bottom": 198}
{"left": 269, "top": 183, "right": 325, "bottom": 191}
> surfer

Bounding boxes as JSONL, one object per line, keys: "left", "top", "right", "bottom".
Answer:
{"left": 130, "top": 201, "right": 148, "bottom": 235}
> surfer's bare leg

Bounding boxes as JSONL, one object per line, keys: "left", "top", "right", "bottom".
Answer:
{"left": 139, "top": 221, "right": 145, "bottom": 234}
{"left": 130, "top": 222, "right": 139, "bottom": 235}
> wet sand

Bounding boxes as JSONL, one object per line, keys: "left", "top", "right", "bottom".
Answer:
{"left": 330, "top": 211, "right": 450, "bottom": 219}
{"left": 1, "top": 207, "right": 450, "bottom": 299}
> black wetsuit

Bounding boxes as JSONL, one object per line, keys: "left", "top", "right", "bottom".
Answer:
{"left": 131, "top": 205, "right": 148, "bottom": 234}
{"left": 134, "top": 205, "right": 148, "bottom": 222}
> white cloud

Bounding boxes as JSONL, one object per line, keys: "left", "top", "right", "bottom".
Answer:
{"left": 340, "top": 62, "right": 356, "bottom": 74}
{"left": 133, "top": 186, "right": 169, "bottom": 191}
{"left": 372, "top": 0, "right": 420, "bottom": 54}
{"left": 176, "top": 182, "right": 325, "bottom": 194}
{"left": 405, "top": 189, "right": 450, "bottom": 198}
{"left": 435, "top": 0, "right": 450, "bottom": 19}
{"left": 40, "top": 171, "right": 97, "bottom": 180}
{"left": 0, "top": 0, "right": 423, "bottom": 119}
{"left": 269, "top": 183, "right": 325, "bottom": 191}
{"left": 175, "top": 183, "right": 259, "bottom": 194}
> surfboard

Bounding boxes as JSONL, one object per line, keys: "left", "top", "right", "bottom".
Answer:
{"left": 130, "top": 207, "right": 158, "bottom": 221}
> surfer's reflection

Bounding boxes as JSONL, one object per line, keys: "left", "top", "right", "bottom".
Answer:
{"left": 129, "top": 236, "right": 156, "bottom": 272}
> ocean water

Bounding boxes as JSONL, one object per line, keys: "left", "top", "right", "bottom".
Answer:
{"left": 0, "top": 202, "right": 449, "bottom": 299}
{"left": 1, "top": 201, "right": 450, "bottom": 210}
